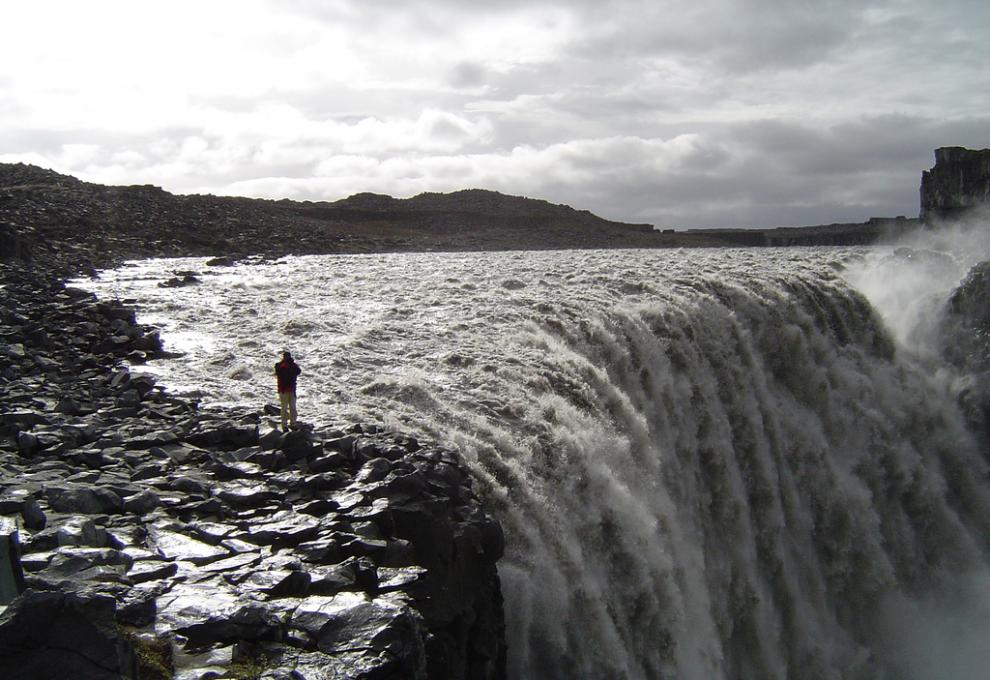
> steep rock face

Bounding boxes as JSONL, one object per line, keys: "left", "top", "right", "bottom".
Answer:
{"left": 920, "top": 147, "right": 990, "bottom": 222}
{"left": 942, "top": 260, "right": 990, "bottom": 451}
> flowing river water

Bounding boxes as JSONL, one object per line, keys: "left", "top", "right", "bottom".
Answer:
{"left": 82, "top": 239, "right": 990, "bottom": 680}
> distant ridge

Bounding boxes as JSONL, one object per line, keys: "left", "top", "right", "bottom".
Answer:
{"left": 0, "top": 162, "right": 921, "bottom": 266}
{"left": 0, "top": 163, "right": 714, "bottom": 264}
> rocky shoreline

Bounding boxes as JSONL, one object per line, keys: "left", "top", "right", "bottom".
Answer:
{"left": 0, "top": 255, "right": 506, "bottom": 678}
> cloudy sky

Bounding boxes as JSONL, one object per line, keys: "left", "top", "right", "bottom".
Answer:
{"left": 1, "top": 1, "right": 988, "bottom": 228}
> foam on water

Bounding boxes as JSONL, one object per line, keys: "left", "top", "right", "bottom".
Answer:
{"left": 83, "top": 245, "right": 990, "bottom": 680}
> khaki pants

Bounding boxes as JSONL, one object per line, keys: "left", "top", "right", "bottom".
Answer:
{"left": 279, "top": 391, "right": 297, "bottom": 428}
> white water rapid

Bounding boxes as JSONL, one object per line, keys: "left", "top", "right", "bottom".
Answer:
{"left": 84, "top": 243, "right": 990, "bottom": 680}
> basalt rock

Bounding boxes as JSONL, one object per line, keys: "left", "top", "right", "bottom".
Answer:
{"left": 0, "top": 258, "right": 506, "bottom": 679}
{"left": 920, "top": 146, "right": 990, "bottom": 223}
{"left": 0, "top": 589, "right": 139, "bottom": 679}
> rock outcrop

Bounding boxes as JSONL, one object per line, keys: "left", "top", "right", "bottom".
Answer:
{"left": 941, "top": 260, "right": 990, "bottom": 448}
{"left": 920, "top": 146, "right": 990, "bottom": 223}
{"left": 0, "top": 256, "right": 505, "bottom": 677}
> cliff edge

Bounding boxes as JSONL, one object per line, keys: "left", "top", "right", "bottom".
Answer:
{"left": 920, "top": 146, "right": 990, "bottom": 223}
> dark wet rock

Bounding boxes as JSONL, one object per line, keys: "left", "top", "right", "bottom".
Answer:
{"left": 122, "top": 488, "right": 161, "bottom": 514}
{"left": 148, "top": 525, "right": 230, "bottom": 565}
{"left": 157, "top": 584, "right": 283, "bottom": 650}
{"left": 379, "top": 565, "right": 428, "bottom": 592}
{"left": 115, "top": 588, "right": 159, "bottom": 627}
{"left": 158, "top": 274, "right": 200, "bottom": 288}
{"left": 215, "top": 482, "right": 281, "bottom": 509}
{"left": 56, "top": 517, "right": 110, "bottom": 548}
{"left": 21, "top": 498, "right": 46, "bottom": 530}
{"left": 325, "top": 434, "right": 359, "bottom": 456}
{"left": 126, "top": 559, "right": 178, "bottom": 585}
{"left": 168, "top": 475, "right": 213, "bottom": 497}
{"left": 356, "top": 457, "right": 393, "bottom": 484}
{"left": 298, "top": 471, "right": 348, "bottom": 492}
{"left": 16, "top": 431, "right": 41, "bottom": 456}
{"left": 279, "top": 428, "right": 318, "bottom": 461}
{"left": 46, "top": 484, "right": 122, "bottom": 514}
{"left": 123, "top": 428, "right": 178, "bottom": 449}
{"left": 236, "top": 569, "right": 312, "bottom": 599}
{"left": 258, "top": 426, "right": 281, "bottom": 448}
{"left": 187, "top": 423, "right": 258, "bottom": 449}
{"left": 0, "top": 589, "right": 139, "bottom": 680}
{"left": 149, "top": 442, "right": 206, "bottom": 464}
{"left": 296, "top": 536, "right": 346, "bottom": 565}
{"left": 307, "top": 450, "right": 350, "bottom": 473}
{"left": 307, "top": 562, "right": 362, "bottom": 595}
{"left": 185, "top": 521, "right": 235, "bottom": 545}
{"left": 243, "top": 511, "right": 321, "bottom": 549}
{"left": 290, "top": 591, "right": 428, "bottom": 676}
{"left": 246, "top": 448, "right": 288, "bottom": 471}
{"left": 199, "top": 551, "right": 264, "bottom": 575}
{"left": 209, "top": 459, "right": 265, "bottom": 480}
{"left": 130, "top": 330, "right": 163, "bottom": 354}
{"left": 43, "top": 546, "right": 133, "bottom": 580}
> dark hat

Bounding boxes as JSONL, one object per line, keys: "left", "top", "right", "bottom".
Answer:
{"left": 282, "top": 351, "right": 292, "bottom": 360}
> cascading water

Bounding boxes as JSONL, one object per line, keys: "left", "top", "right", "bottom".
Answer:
{"left": 83, "top": 241, "right": 990, "bottom": 680}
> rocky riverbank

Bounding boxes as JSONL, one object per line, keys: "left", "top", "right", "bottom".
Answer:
{"left": 0, "top": 256, "right": 506, "bottom": 678}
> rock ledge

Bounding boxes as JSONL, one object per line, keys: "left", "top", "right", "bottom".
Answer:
{"left": 0, "top": 259, "right": 505, "bottom": 679}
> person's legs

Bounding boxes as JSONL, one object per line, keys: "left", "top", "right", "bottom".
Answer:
{"left": 279, "top": 391, "right": 292, "bottom": 429}
{"left": 287, "top": 392, "right": 298, "bottom": 427}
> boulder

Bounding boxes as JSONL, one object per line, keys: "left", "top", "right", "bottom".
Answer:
{"left": 56, "top": 517, "right": 109, "bottom": 548}
{"left": 123, "top": 489, "right": 161, "bottom": 514}
{"left": 21, "top": 498, "right": 46, "bottom": 531}
{"left": 46, "top": 484, "right": 122, "bottom": 514}
{"left": 279, "top": 429, "right": 317, "bottom": 461}
{"left": 290, "top": 591, "right": 428, "bottom": 677}
{"left": 0, "top": 589, "right": 139, "bottom": 679}
{"left": 147, "top": 525, "right": 230, "bottom": 565}
{"left": 157, "top": 584, "right": 282, "bottom": 650}
{"left": 187, "top": 424, "right": 258, "bottom": 449}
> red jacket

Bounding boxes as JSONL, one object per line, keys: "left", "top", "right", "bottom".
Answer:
{"left": 275, "top": 359, "right": 301, "bottom": 393}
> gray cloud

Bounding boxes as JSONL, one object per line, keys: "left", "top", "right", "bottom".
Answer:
{"left": 1, "top": 0, "right": 987, "bottom": 230}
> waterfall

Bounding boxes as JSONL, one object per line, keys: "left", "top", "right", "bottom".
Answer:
{"left": 452, "top": 270, "right": 988, "bottom": 679}
{"left": 84, "top": 245, "right": 990, "bottom": 679}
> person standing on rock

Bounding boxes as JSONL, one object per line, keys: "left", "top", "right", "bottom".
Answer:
{"left": 274, "top": 351, "right": 302, "bottom": 430}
